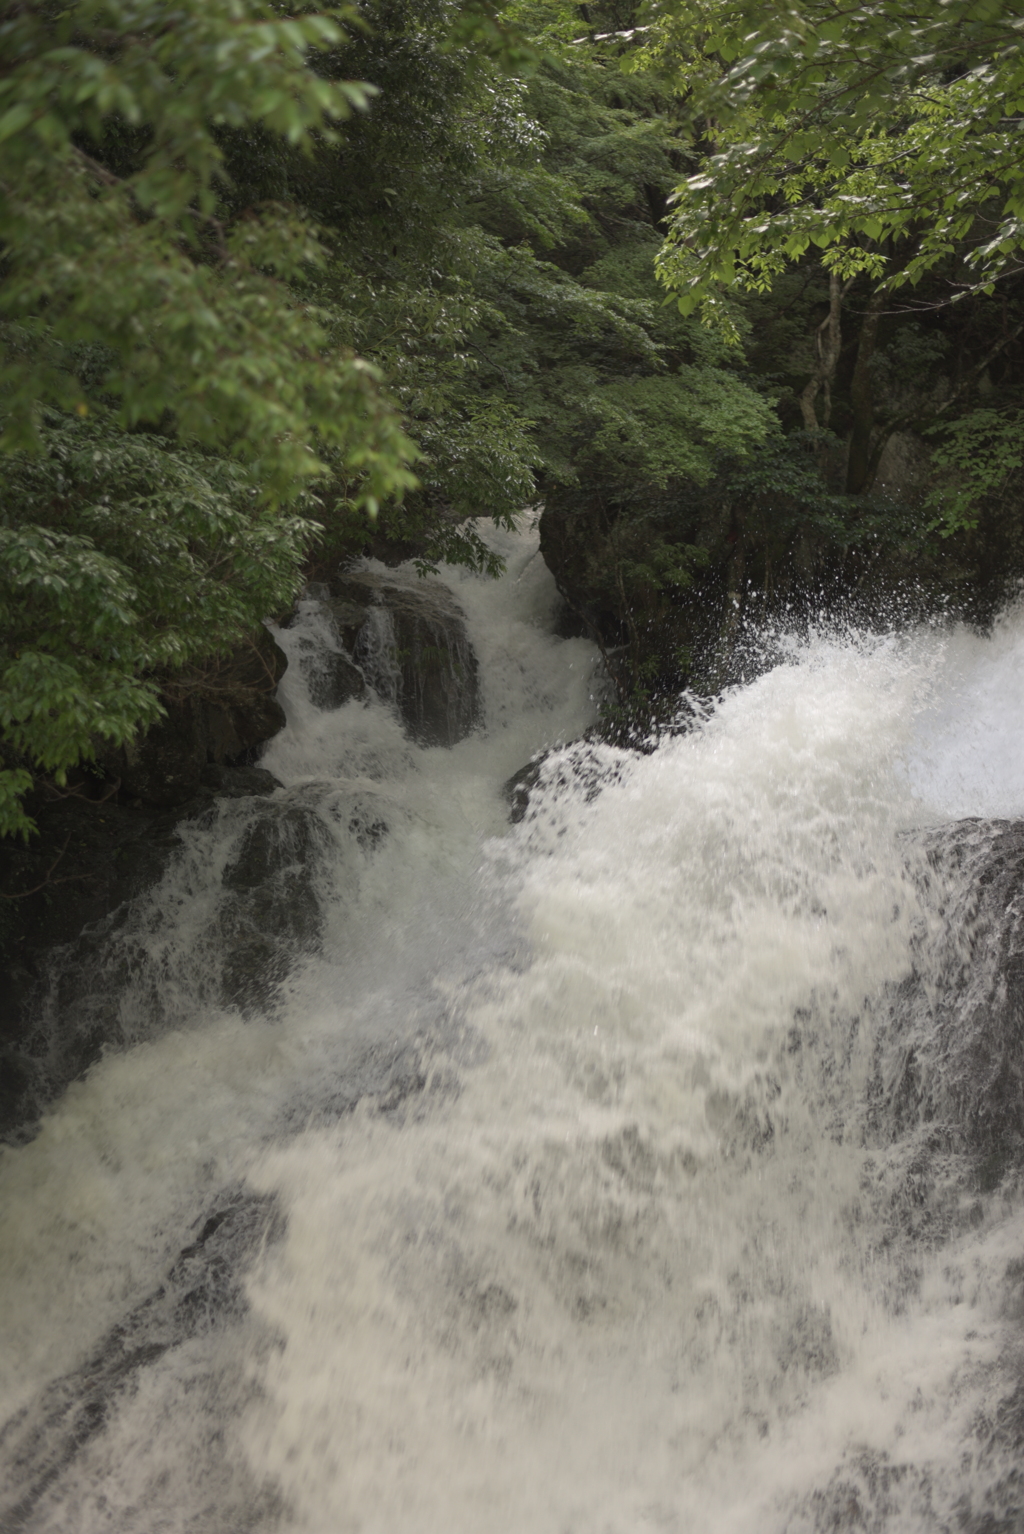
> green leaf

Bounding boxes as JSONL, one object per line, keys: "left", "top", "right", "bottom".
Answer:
{"left": 0, "top": 102, "right": 34, "bottom": 143}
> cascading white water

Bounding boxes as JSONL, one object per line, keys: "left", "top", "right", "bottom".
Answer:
{"left": 1, "top": 521, "right": 1022, "bottom": 1533}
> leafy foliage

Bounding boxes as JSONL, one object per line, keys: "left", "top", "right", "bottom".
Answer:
{"left": 0, "top": 412, "right": 317, "bottom": 835}
{"left": 0, "top": 0, "right": 420, "bottom": 836}
{"left": 6, "top": 0, "right": 1020, "bottom": 836}
{"left": 0, "top": 0, "right": 416, "bottom": 499}
{"left": 274, "top": 0, "right": 775, "bottom": 590}
{"left": 651, "top": 0, "right": 1024, "bottom": 330}
{"left": 925, "top": 407, "right": 1024, "bottom": 534}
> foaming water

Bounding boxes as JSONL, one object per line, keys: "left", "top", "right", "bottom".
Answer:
{"left": 906, "top": 600, "right": 1024, "bottom": 816}
{"left": 2, "top": 540, "right": 1024, "bottom": 1532}
{"left": 236, "top": 629, "right": 933, "bottom": 1534}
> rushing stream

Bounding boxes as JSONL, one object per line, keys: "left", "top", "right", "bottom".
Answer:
{"left": 2, "top": 521, "right": 1023, "bottom": 1532}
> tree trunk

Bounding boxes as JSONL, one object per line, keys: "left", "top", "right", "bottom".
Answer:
{"left": 799, "top": 270, "right": 844, "bottom": 430}
{"left": 846, "top": 289, "right": 885, "bottom": 493}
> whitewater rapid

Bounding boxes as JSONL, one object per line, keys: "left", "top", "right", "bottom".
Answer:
{"left": 1, "top": 523, "right": 1023, "bottom": 1531}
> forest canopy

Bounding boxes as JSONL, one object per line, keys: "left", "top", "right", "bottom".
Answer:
{"left": 654, "top": 0, "right": 1024, "bottom": 321}
{"left": 2, "top": 0, "right": 1023, "bottom": 836}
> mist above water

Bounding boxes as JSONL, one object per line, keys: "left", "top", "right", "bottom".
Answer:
{"left": 905, "top": 598, "right": 1024, "bottom": 817}
{"left": 1, "top": 524, "right": 1022, "bottom": 1532}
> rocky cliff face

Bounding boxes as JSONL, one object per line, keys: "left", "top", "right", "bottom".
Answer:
{"left": 537, "top": 436, "right": 1024, "bottom": 717}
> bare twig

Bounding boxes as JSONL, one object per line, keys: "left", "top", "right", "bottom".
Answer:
{"left": 0, "top": 833, "right": 90, "bottom": 901}
{"left": 71, "top": 145, "right": 122, "bottom": 187}
{"left": 39, "top": 775, "right": 121, "bottom": 806}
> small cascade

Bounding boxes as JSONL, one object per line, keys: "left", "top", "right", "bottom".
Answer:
{"left": 287, "top": 587, "right": 366, "bottom": 713}
{"left": 283, "top": 567, "right": 482, "bottom": 747}
{"left": 355, "top": 602, "right": 402, "bottom": 708}
{"left": 4, "top": 560, "right": 500, "bottom": 1139}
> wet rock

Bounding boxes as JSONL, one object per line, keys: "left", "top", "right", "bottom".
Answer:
{"left": 0, "top": 766, "right": 283, "bottom": 1142}
{"left": 198, "top": 687, "right": 286, "bottom": 769}
{"left": 871, "top": 819, "right": 1024, "bottom": 1184}
{"left": 307, "top": 647, "right": 366, "bottom": 711}
{"left": 222, "top": 800, "right": 326, "bottom": 893}
{"left": 331, "top": 570, "right": 479, "bottom": 746}
{"left": 217, "top": 800, "right": 330, "bottom": 1012}
{"left": 505, "top": 756, "right": 546, "bottom": 824}
{"left": 198, "top": 763, "right": 281, "bottom": 798}
{"left": 283, "top": 569, "right": 479, "bottom": 742}
{"left": 99, "top": 627, "right": 288, "bottom": 808}
{"left": 0, "top": 1188, "right": 284, "bottom": 1531}
{"left": 323, "top": 595, "right": 374, "bottom": 652}
{"left": 117, "top": 695, "right": 207, "bottom": 807}
{"left": 338, "top": 792, "right": 390, "bottom": 853}
{"left": 281, "top": 589, "right": 368, "bottom": 710}
{"left": 504, "top": 739, "right": 632, "bottom": 824}
{"left": 200, "top": 624, "right": 288, "bottom": 695}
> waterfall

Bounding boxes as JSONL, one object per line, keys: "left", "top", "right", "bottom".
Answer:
{"left": 1, "top": 524, "right": 1023, "bottom": 1533}
{"left": 354, "top": 604, "right": 402, "bottom": 709}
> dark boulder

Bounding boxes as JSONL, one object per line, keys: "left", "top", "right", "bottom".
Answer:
{"left": 302, "top": 570, "right": 479, "bottom": 746}
{"left": 216, "top": 798, "right": 332, "bottom": 1013}
{"left": 0, "top": 765, "right": 284, "bottom": 1142}
{"left": 342, "top": 571, "right": 479, "bottom": 746}
{"left": 281, "top": 586, "right": 368, "bottom": 710}
{"left": 193, "top": 625, "right": 288, "bottom": 763}
{"left": 503, "top": 738, "right": 634, "bottom": 824}
{"left": 198, "top": 688, "right": 286, "bottom": 770}
{"left": 116, "top": 696, "right": 207, "bottom": 808}
{"left": 322, "top": 594, "right": 373, "bottom": 653}
{"left": 100, "top": 627, "right": 288, "bottom": 808}
{"left": 306, "top": 646, "right": 366, "bottom": 712}
{"left": 504, "top": 757, "right": 546, "bottom": 824}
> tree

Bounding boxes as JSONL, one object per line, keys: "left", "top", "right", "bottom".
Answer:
{"left": 0, "top": 0, "right": 419, "bottom": 837}
{"left": 0, "top": 0, "right": 419, "bottom": 490}
{"left": 256, "top": 0, "right": 779, "bottom": 615}
{"left": 652, "top": 0, "right": 1024, "bottom": 325}
{"left": 629, "top": 0, "right": 1024, "bottom": 588}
